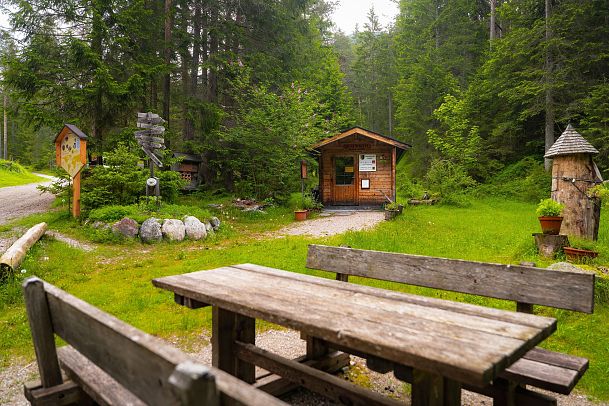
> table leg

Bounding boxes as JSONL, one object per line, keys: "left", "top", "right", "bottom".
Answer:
{"left": 306, "top": 336, "right": 329, "bottom": 360}
{"left": 211, "top": 306, "right": 255, "bottom": 384}
{"left": 411, "top": 369, "right": 461, "bottom": 406}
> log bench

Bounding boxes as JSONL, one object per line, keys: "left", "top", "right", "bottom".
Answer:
{"left": 22, "top": 277, "right": 287, "bottom": 406}
{"left": 305, "top": 244, "right": 595, "bottom": 405}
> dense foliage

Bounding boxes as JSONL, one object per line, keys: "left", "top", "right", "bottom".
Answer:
{"left": 2, "top": 0, "right": 607, "bottom": 202}
{"left": 80, "top": 145, "right": 183, "bottom": 210}
{"left": 332, "top": 0, "right": 609, "bottom": 196}
{"left": 1, "top": 0, "right": 353, "bottom": 202}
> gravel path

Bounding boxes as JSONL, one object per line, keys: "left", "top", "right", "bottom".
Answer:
{"left": 3, "top": 329, "right": 599, "bottom": 405}
{"left": 0, "top": 174, "right": 56, "bottom": 225}
{"left": 277, "top": 210, "right": 385, "bottom": 237}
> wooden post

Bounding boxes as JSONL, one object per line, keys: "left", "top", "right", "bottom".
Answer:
{"left": 411, "top": 369, "right": 461, "bottom": 406}
{"left": 22, "top": 278, "right": 63, "bottom": 388}
{"left": 211, "top": 307, "right": 255, "bottom": 384}
{"left": 169, "top": 361, "right": 219, "bottom": 406}
{"left": 72, "top": 172, "right": 81, "bottom": 218}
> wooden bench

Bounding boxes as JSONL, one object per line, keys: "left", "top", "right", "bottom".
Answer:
{"left": 22, "top": 277, "right": 287, "bottom": 406}
{"left": 306, "top": 244, "right": 595, "bottom": 404}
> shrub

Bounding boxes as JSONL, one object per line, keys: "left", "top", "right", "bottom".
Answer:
{"left": 0, "top": 160, "right": 27, "bottom": 174}
{"left": 536, "top": 198, "right": 564, "bottom": 217}
{"left": 87, "top": 205, "right": 140, "bottom": 223}
{"left": 425, "top": 160, "right": 476, "bottom": 206}
{"left": 473, "top": 157, "right": 550, "bottom": 202}
{"left": 81, "top": 144, "right": 184, "bottom": 211}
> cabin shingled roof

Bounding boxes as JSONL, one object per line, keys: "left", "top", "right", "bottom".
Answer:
{"left": 310, "top": 126, "right": 411, "bottom": 151}
{"left": 544, "top": 124, "right": 598, "bottom": 158}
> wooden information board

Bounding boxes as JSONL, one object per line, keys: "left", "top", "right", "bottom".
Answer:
{"left": 55, "top": 125, "right": 88, "bottom": 217}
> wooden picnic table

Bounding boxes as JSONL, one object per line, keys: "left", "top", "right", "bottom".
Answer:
{"left": 152, "top": 263, "right": 557, "bottom": 405}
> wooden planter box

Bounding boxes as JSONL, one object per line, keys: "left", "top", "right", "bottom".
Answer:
{"left": 384, "top": 209, "right": 399, "bottom": 220}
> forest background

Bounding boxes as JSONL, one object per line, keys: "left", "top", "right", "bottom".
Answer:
{"left": 0, "top": 0, "right": 608, "bottom": 203}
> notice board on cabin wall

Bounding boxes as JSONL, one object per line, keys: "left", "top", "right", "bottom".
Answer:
{"left": 359, "top": 154, "right": 376, "bottom": 172}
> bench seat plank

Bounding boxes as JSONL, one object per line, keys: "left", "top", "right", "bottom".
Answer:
{"left": 58, "top": 346, "right": 145, "bottom": 406}
{"left": 499, "top": 349, "right": 588, "bottom": 394}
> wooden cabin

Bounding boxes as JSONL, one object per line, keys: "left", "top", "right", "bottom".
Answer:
{"left": 310, "top": 127, "right": 410, "bottom": 207}
{"left": 171, "top": 152, "right": 203, "bottom": 190}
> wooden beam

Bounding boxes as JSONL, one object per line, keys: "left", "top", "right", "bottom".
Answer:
{"left": 411, "top": 369, "right": 461, "bottom": 406}
{"left": 235, "top": 341, "right": 403, "bottom": 406}
{"left": 254, "top": 351, "right": 350, "bottom": 397}
{"left": 174, "top": 293, "right": 209, "bottom": 309}
{"left": 24, "top": 380, "right": 87, "bottom": 406}
{"left": 22, "top": 278, "right": 63, "bottom": 388}
{"left": 211, "top": 307, "right": 255, "bottom": 384}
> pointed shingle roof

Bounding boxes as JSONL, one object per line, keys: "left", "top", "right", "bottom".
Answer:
{"left": 544, "top": 124, "right": 598, "bottom": 158}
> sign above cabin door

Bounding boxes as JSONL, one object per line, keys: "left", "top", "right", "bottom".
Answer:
{"left": 333, "top": 156, "right": 357, "bottom": 205}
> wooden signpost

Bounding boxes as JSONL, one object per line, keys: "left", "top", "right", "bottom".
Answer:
{"left": 55, "top": 125, "right": 88, "bottom": 217}
{"left": 136, "top": 112, "right": 166, "bottom": 204}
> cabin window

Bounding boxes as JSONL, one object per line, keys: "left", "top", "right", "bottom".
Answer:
{"left": 335, "top": 156, "right": 354, "bottom": 185}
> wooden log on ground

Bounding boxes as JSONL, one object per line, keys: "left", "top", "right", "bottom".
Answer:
{"left": 1, "top": 222, "right": 47, "bottom": 278}
{"left": 408, "top": 199, "right": 438, "bottom": 206}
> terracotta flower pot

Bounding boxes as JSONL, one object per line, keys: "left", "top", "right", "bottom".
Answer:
{"left": 563, "top": 247, "right": 598, "bottom": 262}
{"left": 294, "top": 210, "right": 307, "bottom": 221}
{"left": 538, "top": 216, "right": 563, "bottom": 235}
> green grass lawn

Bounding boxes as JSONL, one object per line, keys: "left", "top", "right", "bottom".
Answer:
{"left": 1, "top": 198, "right": 608, "bottom": 401}
{"left": 0, "top": 167, "right": 46, "bottom": 188}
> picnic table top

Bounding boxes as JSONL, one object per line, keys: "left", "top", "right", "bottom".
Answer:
{"left": 152, "top": 263, "right": 557, "bottom": 388}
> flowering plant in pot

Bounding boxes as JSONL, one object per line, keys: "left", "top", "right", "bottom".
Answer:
{"left": 536, "top": 198, "right": 564, "bottom": 235}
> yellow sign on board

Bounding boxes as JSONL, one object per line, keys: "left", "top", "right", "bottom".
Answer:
{"left": 59, "top": 131, "right": 85, "bottom": 177}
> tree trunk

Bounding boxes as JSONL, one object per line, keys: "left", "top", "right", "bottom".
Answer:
{"left": 163, "top": 0, "right": 173, "bottom": 125}
{"left": 3, "top": 92, "right": 7, "bottom": 160}
{"left": 490, "top": 0, "right": 497, "bottom": 42}
{"left": 207, "top": 2, "right": 218, "bottom": 103}
{"left": 544, "top": 0, "right": 554, "bottom": 171}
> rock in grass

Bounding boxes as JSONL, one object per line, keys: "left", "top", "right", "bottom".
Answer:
{"left": 112, "top": 217, "right": 139, "bottom": 238}
{"left": 210, "top": 216, "right": 221, "bottom": 231}
{"left": 91, "top": 221, "right": 110, "bottom": 230}
{"left": 547, "top": 262, "right": 585, "bottom": 272}
{"left": 162, "top": 219, "right": 185, "bottom": 242}
{"left": 140, "top": 218, "right": 162, "bottom": 243}
{"left": 204, "top": 220, "right": 214, "bottom": 234}
{"left": 184, "top": 216, "right": 207, "bottom": 240}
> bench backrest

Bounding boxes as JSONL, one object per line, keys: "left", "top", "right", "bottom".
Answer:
{"left": 23, "top": 277, "right": 285, "bottom": 406}
{"left": 306, "top": 245, "right": 595, "bottom": 313}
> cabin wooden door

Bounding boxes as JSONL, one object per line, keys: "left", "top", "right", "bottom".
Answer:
{"left": 333, "top": 156, "right": 356, "bottom": 205}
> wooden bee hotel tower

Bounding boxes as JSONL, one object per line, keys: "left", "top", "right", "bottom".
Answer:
{"left": 545, "top": 124, "right": 603, "bottom": 240}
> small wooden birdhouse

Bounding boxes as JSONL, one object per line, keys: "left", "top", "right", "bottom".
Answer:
{"left": 545, "top": 124, "right": 603, "bottom": 240}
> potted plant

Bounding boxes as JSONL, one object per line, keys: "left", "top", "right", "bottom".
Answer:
{"left": 384, "top": 201, "right": 401, "bottom": 220}
{"left": 563, "top": 238, "right": 599, "bottom": 263}
{"left": 294, "top": 209, "right": 307, "bottom": 221}
{"left": 536, "top": 198, "right": 564, "bottom": 235}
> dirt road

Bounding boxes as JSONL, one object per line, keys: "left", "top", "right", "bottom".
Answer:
{"left": 0, "top": 175, "right": 56, "bottom": 225}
